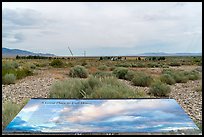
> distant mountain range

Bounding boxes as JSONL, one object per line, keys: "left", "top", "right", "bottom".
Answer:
{"left": 2, "top": 47, "right": 202, "bottom": 57}
{"left": 2, "top": 48, "right": 55, "bottom": 57}
{"left": 137, "top": 52, "right": 202, "bottom": 56}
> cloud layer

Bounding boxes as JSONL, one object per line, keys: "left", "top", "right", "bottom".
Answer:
{"left": 4, "top": 99, "right": 199, "bottom": 133}
{"left": 2, "top": 2, "right": 202, "bottom": 56}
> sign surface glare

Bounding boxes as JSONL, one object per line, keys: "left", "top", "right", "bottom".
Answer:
{"left": 4, "top": 99, "right": 199, "bottom": 134}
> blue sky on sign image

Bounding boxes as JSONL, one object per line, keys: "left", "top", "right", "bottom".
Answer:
{"left": 2, "top": 2, "right": 202, "bottom": 56}
{"left": 4, "top": 99, "right": 199, "bottom": 133}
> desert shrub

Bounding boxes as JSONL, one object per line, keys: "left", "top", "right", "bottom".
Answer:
{"left": 93, "top": 71, "right": 113, "bottom": 78}
{"left": 163, "top": 69, "right": 189, "bottom": 83}
{"left": 3, "top": 74, "right": 16, "bottom": 84}
{"left": 86, "top": 76, "right": 102, "bottom": 90}
{"left": 115, "top": 63, "right": 132, "bottom": 67}
{"left": 149, "top": 81, "right": 171, "bottom": 97}
{"left": 37, "top": 63, "right": 47, "bottom": 67}
{"left": 2, "top": 62, "right": 15, "bottom": 70}
{"left": 185, "top": 71, "right": 200, "bottom": 80}
{"left": 131, "top": 72, "right": 153, "bottom": 87}
{"left": 162, "top": 65, "right": 169, "bottom": 68}
{"left": 50, "top": 79, "right": 85, "bottom": 98}
{"left": 66, "top": 62, "right": 74, "bottom": 67}
{"left": 169, "top": 62, "right": 181, "bottom": 66}
{"left": 124, "top": 70, "right": 136, "bottom": 81}
{"left": 12, "top": 61, "right": 19, "bottom": 69}
{"left": 69, "top": 65, "right": 88, "bottom": 78}
{"left": 81, "top": 61, "right": 87, "bottom": 66}
{"left": 98, "top": 65, "right": 108, "bottom": 71}
{"left": 112, "top": 67, "right": 128, "bottom": 79}
{"left": 16, "top": 68, "right": 33, "bottom": 79}
{"left": 88, "top": 77, "right": 137, "bottom": 98}
{"left": 50, "top": 77, "right": 146, "bottom": 99}
{"left": 147, "top": 63, "right": 160, "bottom": 68}
{"left": 30, "top": 64, "right": 36, "bottom": 69}
{"left": 50, "top": 59, "right": 63, "bottom": 67}
{"left": 172, "top": 72, "right": 188, "bottom": 83}
{"left": 132, "top": 63, "right": 146, "bottom": 68}
{"left": 160, "top": 74, "right": 176, "bottom": 85}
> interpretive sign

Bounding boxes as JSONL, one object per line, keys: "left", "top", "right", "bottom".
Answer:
{"left": 3, "top": 99, "right": 200, "bottom": 134}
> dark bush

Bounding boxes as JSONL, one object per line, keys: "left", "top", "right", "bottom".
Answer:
{"left": 112, "top": 67, "right": 128, "bottom": 79}
{"left": 50, "top": 59, "right": 63, "bottom": 67}
{"left": 169, "top": 62, "right": 181, "bottom": 66}
{"left": 16, "top": 68, "right": 33, "bottom": 79}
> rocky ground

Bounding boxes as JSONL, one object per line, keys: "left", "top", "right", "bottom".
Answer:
{"left": 2, "top": 66, "right": 202, "bottom": 133}
{"left": 2, "top": 68, "right": 68, "bottom": 104}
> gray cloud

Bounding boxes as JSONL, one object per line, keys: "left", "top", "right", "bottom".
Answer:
{"left": 2, "top": 2, "right": 202, "bottom": 55}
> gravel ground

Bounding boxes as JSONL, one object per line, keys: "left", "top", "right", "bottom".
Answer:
{"left": 2, "top": 66, "right": 202, "bottom": 134}
{"left": 2, "top": 69, "right": 57, "bottom": 104}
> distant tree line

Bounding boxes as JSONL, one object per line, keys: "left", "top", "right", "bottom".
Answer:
{"left": 16, "top": 55, "right": 53, "bottom": 59}
{"left": 145, "top": 56, "right": 166, "bottom": 61}
{"left": 16, "top": 55, "right": 76, "bottom": 60}
{"left": 99, "top": 56, "right": 123, "bottom": 61}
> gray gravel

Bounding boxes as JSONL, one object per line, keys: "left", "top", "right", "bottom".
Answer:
{"left": 2, "top": 70, "right": 56, "bottom": 104}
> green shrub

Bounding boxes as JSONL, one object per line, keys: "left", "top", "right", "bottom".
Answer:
{"left": 3, "top": 73, "right": 16, "bottom": 84}
{"left": 50, "top": 59, "right": 63, "bottom": 67}
{"left": 132, "top": 63, "right": 146, "bottom": 68}
{"left": 98, "top": 65, "right": 108, "bottom": 71}
{"left": 131, "top": 72, "right": 153, "bottom": 87}
{"left": 93, "top": 71, "right": 113, "bottom": 78}
{"left": 185, "top": 71, "right": 200, "bottom": 80}
{"left": 88, "top": 77, "right": 137, "bottom": 98}
{"left": 113, "top": 67, "right": 128, "bottom": 79}
{"left": 162, "top": 65, "right": 169, "bottom": 68}
{"left": 2, "top": 62, "right": 15, "bottom": 70}
{"left": 16, "top": 68, "right": 33, "bottom": 79}
{"left": 124, "top": 70, "right": 136, "bottom": 81}
{"left": 12, "top": 61, "right": 19, "bottom": 69}
{"left": 162, "top": 69, "right": 189, "bottom": 83}
{"left": 172, "top": 72, "right": 188, "bottom": 83}
{"left": 160, "top": 74, "right": 176, "bottom": 85}
{"left": 116, "top": 63, "right": 132, "bottom": 67}
{"left": 50, "top": 79, "right": 85, "bottom": 98}
{"left": 147, "top": 63, "right": 160, "bottom": 68}
{"left": 66, "top": 62, "right": 74, "bottom": 67}
{"left": 69, "top": 65, "right": 88, "bottom": 78}
{"left": 50, "top": 77, "right": 146, "bottom": 99}
{"left": 169, "top": 62, "right": 181, "bottom": 66}
{"left": 149, "top": 81, "right": 171, "bottom": 97}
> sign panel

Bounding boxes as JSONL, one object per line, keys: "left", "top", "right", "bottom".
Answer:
{"left": 3, "top": 99, "right": 200, "bottom": 134}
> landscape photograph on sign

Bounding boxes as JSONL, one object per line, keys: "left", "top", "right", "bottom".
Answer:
{"left": 4, "top": 99, "right": 199, "bottom": 133}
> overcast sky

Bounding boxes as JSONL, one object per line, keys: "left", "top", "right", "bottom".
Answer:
{"left": 2, "top": 2, "right": 202, "bottom": 56}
